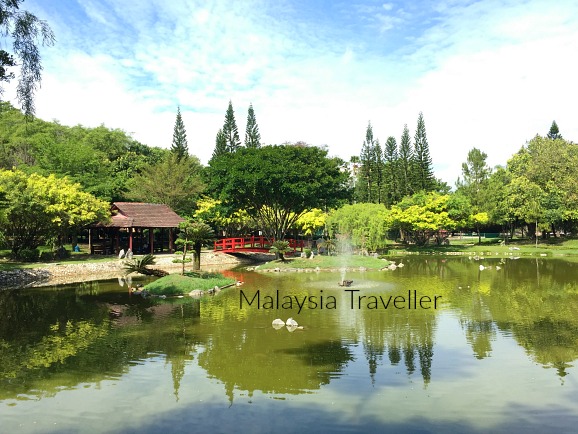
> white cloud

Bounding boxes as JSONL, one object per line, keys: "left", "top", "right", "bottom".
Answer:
{"left": 6, "top": 0, "right": 577, "bottom": 187}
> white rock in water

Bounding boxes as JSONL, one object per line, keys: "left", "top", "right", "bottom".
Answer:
{"left": 286, "top": 317, "right": 298, "bottom": 327}
{"left": 272, "top": 318, "right": 285, "bottom": 326}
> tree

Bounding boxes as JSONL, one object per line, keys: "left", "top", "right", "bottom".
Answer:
{"left": 398, "top": 124, "right": 413, "bottom": 197}
{"left": 211, "top": 128, "right": 227, "bottom": 161}
{"left": 390, "top": 191, "right": 456, "bottom": 246}
{"left": 383, "top": 136, "right": 399, "bottom": 205}
{"left": 0, "top": 0, "right": 55, "bottom": 117}
{"left": 170, "top": 107, "right": 188, "bottom": 161}
{"left": 244, "top": 103, "right": 261, "bottom": 148}
{"left": 326, "top": 203, "right": 391, "bottom": 252}
{"left": 207, "top": 145, "right": 350, "bottom": 240}
{"left": 0, "top": 169, "right": 109, "bottom": 253}
{"left": 547, "top": 121, "right": 561, "bottom": 140}
{"left": 356, "top": 122, "right": 380, "bottom": 203}
{"left": 126, "top": 153, "right": 204, "bottom": 215}
{"left": 223, "top": 100, "right": 241, "bottom": 153}
{"left": 294, "top": 208, "right": 327, "bottom": 238}
{"left": 412, "top": 112, "right": 435, "bottom": 192}
{"left": 175, "top": 219, "right": 214, "bottom": 271}
{"left": 456, "top": 147, "right": 491, "bottom": 243}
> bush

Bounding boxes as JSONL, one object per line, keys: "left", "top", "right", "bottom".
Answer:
{"left": 40, "top": 251, "right": 55, "bottom": 261}
{"left": 304, "top": 248, "right": 312, "bottom": 258}
{"left": 14, "top": 248, "right": 40, "bottom": 262}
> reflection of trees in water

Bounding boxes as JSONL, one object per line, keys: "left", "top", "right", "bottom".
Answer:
{"left": 0, "top": 287, "right": 203, "bottom": 401}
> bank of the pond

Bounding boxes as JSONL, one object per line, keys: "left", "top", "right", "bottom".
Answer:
{"left": 0, "top": 251, "right": 244, "bottom": 289}
{"left": 253, "top": 254, "right": 393, "bottom": 272}
{"left": 144, "top": 274, "right": 237, "bottom": 297}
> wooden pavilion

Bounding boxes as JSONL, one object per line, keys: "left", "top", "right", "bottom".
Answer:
{"left": 88, "top": 202, "right": 184, "bottom": 255}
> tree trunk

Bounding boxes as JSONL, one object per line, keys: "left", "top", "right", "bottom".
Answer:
{"left": 193, "top": 242, "right": 201, "bottom": 271}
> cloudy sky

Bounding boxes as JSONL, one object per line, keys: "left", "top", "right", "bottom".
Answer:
{"left": 5, "top": 0, "right": 578, "bottom": 185}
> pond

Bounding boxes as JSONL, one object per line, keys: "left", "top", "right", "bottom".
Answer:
{"left": 1, "top": 256, "right": 578, "bottom": 433}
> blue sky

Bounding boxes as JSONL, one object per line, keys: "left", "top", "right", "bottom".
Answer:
{"left": 6, "top": 0, "right": 578, "bottom": 185}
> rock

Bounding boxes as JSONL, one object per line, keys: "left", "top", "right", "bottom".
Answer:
{"left": 189, "top": 289, "right": 204, "bottom": 298}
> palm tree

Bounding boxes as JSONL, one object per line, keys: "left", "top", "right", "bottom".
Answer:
{"left": 177, "top": 219, "right": 215, "bottom": 271}
{"left": 123, "top": 254, "right": 168, "bottom": 277}
{"left": 269, "top": 240, "right": 292, "bottom": 261}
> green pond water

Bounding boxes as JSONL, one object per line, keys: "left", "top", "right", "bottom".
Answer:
{"left": 1, "top": 256, "right": 578, "bottom": 433}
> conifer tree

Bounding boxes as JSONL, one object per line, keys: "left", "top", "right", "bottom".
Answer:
{"left": 547, "top": 120, "right": 561, "bottom": 139}
{"left": 170, "top": 107, "right": 188, "bottom": 161}
{"left": 223, "top": 100, "right": 241, "bottom": 153}
{"left": 211, "top": 128, "right": 227, "bottom": 160}
{"left": 398, "top": 124, "right": 413, "bottom": 197}
{"left": 244, "top": 103, "right": 261, "bottom": 148}
{"left": 412, "top": 112, "right": 435, "bottom": 192}
{"left": 356, "top": 122, "right": 376, "bottom": 203}
{"left": 373, "top": 138, "right": 384, "bottom": 204}
{"left": 383, "top": 136, "right": 399, "bottom": 205}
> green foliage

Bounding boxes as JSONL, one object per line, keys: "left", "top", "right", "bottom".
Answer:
{"left": 0, "top": 0, "right": 55, "bottom": 116}
{"left": 211, "top": 128, "right": 227, "bottom": 160}
{"left": 356, "top": 122, "right": 382, "bottom": 203}
{"left": 171, "top": 107, "right": 188, "bottom": 161}
{"left": 547, "top": 120, "right": 561, "bottom": 139}
{"left": 327, "top": 203, "right": 391, "bottom": 252}
{"left": 12, "top": 247, "right": 39, "bottom": 262}
{"left": 269, "top": 240, "right": 291, "bottom": 261}
{"left": 123, "top": 254, "right": 168, "bottom": 277}
{"left": 294, "top": 208, "right": 326, "bottom": 237}
{"left": 223, "top": 100, "right": 241, "bottom": 153}
{"left": 207, "top": 145, "right": 351, "bottom": 239}
{"left": 0, "top": 169, "right": 109, "bottom": 253}
{"left": 244, "top": 103, "right": 261, "bottom": 148}
{"left": 144, "top": 273, "right": 235, "bottom": 295}
{"left": 125, "top": 153, "right": 204, "bottom": 215}
{"left": 390, "top": 191, "right": 456, "bottom": 246}
{"left": 175, "top": 219, "right": 215, "bottom": 271}
{"left": 412, "top": 112, "right": 435, "bottom": 192}
{"left": 398, "top": 124, "right": 413, "bottom": 198}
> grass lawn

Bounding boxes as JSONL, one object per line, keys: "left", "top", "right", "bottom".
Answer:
{"left": 256, "top": 254, "right": 391, "bottom": 270}
{"left": 144, "top": 273, "right": 236, "bottom": 296}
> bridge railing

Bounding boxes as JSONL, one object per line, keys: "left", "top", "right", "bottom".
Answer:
{"left": 214, "top": 236, "right": 305, "bottom": 253}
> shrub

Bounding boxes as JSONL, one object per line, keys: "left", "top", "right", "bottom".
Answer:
{"left": 304, "top": 248, "right": 312, "bottom": 258}
{"left": 14, "top": 248, "right": 40, "bottom": 262}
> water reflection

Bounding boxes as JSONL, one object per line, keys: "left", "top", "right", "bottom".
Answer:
{"left": 1, "top": 257, "right": 578, "bottom": 432}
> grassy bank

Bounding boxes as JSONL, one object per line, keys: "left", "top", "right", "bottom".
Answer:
{"left": 387, "top": 237, "right": 578, "bottom": 257}
{"left": 144, "top": 273, "right": 236, "bottom": 296}
{"left": 256, "top": 254, "right": 390, "bottom": 270}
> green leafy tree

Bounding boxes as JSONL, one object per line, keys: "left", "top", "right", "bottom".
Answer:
{"left": 179, "top": 219, "right": 215, "bottom": 271}
{"left": 390, "top": 191, "right": 456, "bottom": 246}
{"left": 0, "top": 0, "right": 55, "bottom": 116}
{"left": 126, "top": 153, "right": 204, "bottom": 215}
{"left": 412, "top": 112, "right": 435, "bottom": 192}
{"left": 398, "top": 124, "right": 413, "bottom": 197}
{"left": 269, "top": 240, "right": 291, "bottom": 261}
{"left": 456, "top": 148, "right": 491, "bottom": 243}
{"left": 170, "top": 107, "right": 188, "bottom": 161}
{"left": 207, "top": 145, "right": 350, "bottom": 240}
{"left": 0, "top": 169, "right": 109, "bottom": 253}
{"left": 244, "top": 103, "right": 261, "bottom": 148}
{"left": 123, "top": 254, "right": 168, "bottom": 277}
{"left": 326, "top": 203, "right": 391, "bottom": 252}
{"left": 223, "top": 100, "right": 241, "bottom": 153}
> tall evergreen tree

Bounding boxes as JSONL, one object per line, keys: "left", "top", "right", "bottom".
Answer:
{"left": 412, "top": 112, "right": 435, "bottom": 192}
{"left": 223, "top": 100, "right": 241, "bottom": 153}
{"left": 356, "top": 122, "right": 376, "bottom": 203}
{"left": 373, "top": 138, "right": 384, "bottom": 204}
{"left": 170, "top": 106, "right": 188, "bottom": 161}
{"left": 211, "top": 128, "right": 227, "bottom": 160}
{"left": 398, "top": 124, "right": 413, "bottom": 197}
{"left": 244, "top": 103, "right": 261, "bottom": 148}
{"left": 547, "top": 120, "right": 561, "bottom": 139}
{"left": 383, "top": 136, "right": 399, "bottom": 205}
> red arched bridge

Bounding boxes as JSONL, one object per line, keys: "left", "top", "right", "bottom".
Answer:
{"left": 214, "top": 236, "right": 305, "bottom": 254}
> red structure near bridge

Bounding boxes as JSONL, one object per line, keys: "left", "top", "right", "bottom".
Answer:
{"left": 214, "top": 236, "right": 304, "bottom": 254}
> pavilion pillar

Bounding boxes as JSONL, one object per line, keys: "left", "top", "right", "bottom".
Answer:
{"left": 88, "top": 228, "right": 92, "bottom": 254}
{"left": 115, "top": 230, "right": 120, "bottom": 254}
{"left": 169, "top": 228, "right": 174, "bottom": 253}
{"left": 149, "top": 228, "right": 154, "bottom": 254}
{"left": 129, "top": 227, "right": 133, "bottom": 251}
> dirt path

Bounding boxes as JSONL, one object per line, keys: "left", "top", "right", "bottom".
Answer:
{"left": 0, "top": 251, "right": 257, "bottom": 289}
